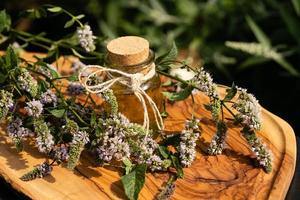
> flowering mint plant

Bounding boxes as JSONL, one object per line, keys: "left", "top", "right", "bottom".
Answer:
{"left": 0, "top": 5, "right": 272, "bottom": 200}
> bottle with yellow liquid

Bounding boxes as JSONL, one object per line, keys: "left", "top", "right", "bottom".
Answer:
{"left": 105, "top": 36, "right": 163, "bottom": 130}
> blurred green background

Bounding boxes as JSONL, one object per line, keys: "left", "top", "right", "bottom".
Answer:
{"left": 1, "top": 0, "right": 300, "bottom": 135}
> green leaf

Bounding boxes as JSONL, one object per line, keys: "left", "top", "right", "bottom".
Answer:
{"left": 121, "top": 164, "right": 147, "bottom": 200}
{"left": 68, "top": 74, "right": 79, "bottom": 81}
{"left": 223, "top": 83, "right": 237, "bottom": 101}
{"left": 48, "top": 109, "right": 66, "bottom": 118}
{"left": 90, "top": 111, "right": 97, "bottom": 127}
{"left": 279, "top": 5, "right": 300, "bottom": 45}
{"left": 158, "top": 146, "right": 170, "bottom": 159}
{"left": 171, "top": 155, "right": 184, "bottom": 178}
{"left": 64, "top": 19, "right": 75, "bottom": 28}
{"left": 71, "top": 48, "right": 87, "bottom": 59}
{"left": 123, "top": 158, "right": 133, "bottom": 175}
{"left": 25, "top": 8, "right": 47, "bottom": 19}
{"left": 156, "top": 41, "right": 178, "bottom": 63}
{"left": 292, "top": 0, "right": 300, "bottom": 16}
{"left": 0, "top": 10, "right": 11, "bottom": 33}
{"left": 274, "top": 56, "right": 299, "bottom": 76}
{"left": 226, "top": 41, "right": 299, "bottom": 75}
{"left": 160, "top": 111, "right": 169, "bottom": 118}
{"left": 246, "top": 15, "right": 271, "bottom": 47}
{"left": 239, "top": 56, "right": 269, "bottom": 70}
{"left": 162, "top": 86, "right": 193, "bottom": 101}
{"left": 74, "top": 14, "right": 85, "bottom": 20}
{"left": 5, "top": 46, "right": 18, "bottom": 70}
{"left": 47, "top": 7, "right": 62, "bottom": 13}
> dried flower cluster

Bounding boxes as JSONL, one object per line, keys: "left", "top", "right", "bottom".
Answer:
{"left": 21, "top": 162, "right": 53, "bottom": 181}
{"left": 65, "top": 119, "right": 89, "bottom": 169}
{"left": 25, "top": 100, "right": 44, "bottom": 118}
{"left": 135, "top": 136, "right": 167, "bottom": 171}
{"left": 34, "top": 119, "right": 54, "bottom": 153}
{"left": 0, "top": 90, "right": 14, "bottom": 119}
{"left": 18, "top": 68, "right": 38, "bottom": 97}
{"left": 177, "top": 118, "right": 200, "bottom": 167}
{"left": 67, "top": 82, "right": 86, "bottom": 96}
{"left": 192, "top": 67, "right": 219, "bottom": 98}
{"left": 242, "top": 129, "right": 272, "bottom": 172}
{"left": 50, "top": 145, "right": 69, "bottom": 162}
{"left": 77, "top": 24, "right": 96, "bottom": 52}
{"left": 232, "top": 87, "right": 262, "bottom": 130}
{"left": 207, "top": 121, "right": 228, "bottom": 155}
{"left": 40, "top": 89, "right": 58, "bottom": 106}
{"left": 95, "top": 114, "right": 131, "bottom": 163}
{"left": 7, "top": 117, "right": 32, "bottom": 151}
{"left": 156, "top": 182, "right": 176, "bottom": 200}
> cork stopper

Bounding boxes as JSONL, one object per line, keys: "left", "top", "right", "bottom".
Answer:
{"left": 106, "top": 36, "right": 149, "bottom": 66}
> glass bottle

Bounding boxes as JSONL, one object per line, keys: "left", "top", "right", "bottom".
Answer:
{"left": 104, "top": 36, "right": 163, "bottom": 130}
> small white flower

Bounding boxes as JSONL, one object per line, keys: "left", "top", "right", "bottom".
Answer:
{"left": 77, "top": 24, "right": 96, "bottom": 52}
{"left": 170, "top": 68, "right": 196, "bottom": 81}
{"left": 233, "top": 87, "right": 262, "bottom": 130}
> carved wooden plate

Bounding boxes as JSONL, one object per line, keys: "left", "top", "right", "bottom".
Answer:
{"left": 0, "top": 53, "right": 296, "bottom": 200}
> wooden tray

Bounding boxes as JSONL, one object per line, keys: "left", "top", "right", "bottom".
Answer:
{"left": 0, "top": 52, "right": 296, "bottom": 200}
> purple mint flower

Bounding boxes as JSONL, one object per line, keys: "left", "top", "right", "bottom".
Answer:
{"left": 25, "top": 100, "right": 43, "bottom": 117}
{"left": 18, "top": 68, "right": 38, "bottom": 97}
{"left": 67, "top": 82, "right": 86, "bottom": 96}
{"left": 7, "top": 117, "right": 33, "bottom": 139}
{"left": 71, "top": 61, "right": 86, "bottom": 73}
{"left": 40, "top": 89, "right": 58, "bottom": 106}
{"left": 178, "top": 120, "right": 199, "bottom": 167}
{"left": 37, "top": 162, "right": 53, "bottom": 177}
{"left": 51, "top": 146, "right": 69, "bottom": 162}
{"left": 36, "top": 133, "right": 54, "bottom": 153}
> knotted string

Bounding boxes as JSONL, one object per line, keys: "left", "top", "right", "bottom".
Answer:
{"left": 78, "top": 64, "right": 164, "bottom": 136}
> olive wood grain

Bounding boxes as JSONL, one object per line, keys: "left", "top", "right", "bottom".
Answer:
{"left": 0, "top": 52, "right": 296, "bottom": 200}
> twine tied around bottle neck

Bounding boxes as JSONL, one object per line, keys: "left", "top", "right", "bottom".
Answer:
{"left": 78, "top": 63, "right": 164, "bottom": 136}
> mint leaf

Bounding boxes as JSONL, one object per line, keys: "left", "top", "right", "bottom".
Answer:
{"left": 90, "top": 111, "right": 97, "bottom": 127}
{"left": 5, "top": 46, "right": 18, "bottom": 70}
{"left": 163, "top": 86, "right": 193, "bottom": 101}
{"left": 64, "top": 19, "right": 75, "bottom": 28}
{"left": 246, "top": 15, "right": 271, "bottom": 47}
{"left": 156, "top": 41, "right": 178, "bottom": 64}
{"left": 123, "top": 158, "right": 133, "bottom": 175}
{"left": 0, "top": 10, "right": 11, "bottom": 33}
{"left": 223, "top": 83, "right": 237, "bottom": 101}
{"left": 68, "top": 74, "right": 79, "bottom": 81}
{"left": 74, "top": 14, "right": 85, "bottom": 20}
{"left": 25, "top": 8, "right": 47, "bottom": 19}
{"left": 47, "top": 7, "right": 62, "bottom": 13}
{"left": 171, "top": 155, "right": 184, "bottom": 178}
{"left": 48, "top": 109, "right": 66, "bottom": 118}
{"left": 292, "top": 0, "right": 300, "bottom": 16}
{"left": 121, "top": 164, "right": 147, "bottom": 200}
{"left": 159, "top": 145, "right": 170, "bottom": 159}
